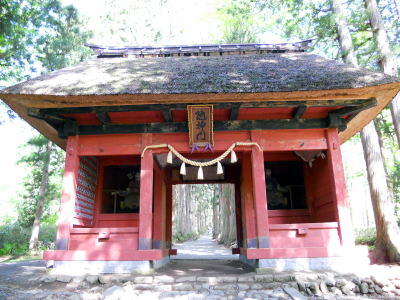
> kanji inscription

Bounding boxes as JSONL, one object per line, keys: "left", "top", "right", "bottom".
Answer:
{"left": 188, "top": 104, "right": 214, "bottom": 147}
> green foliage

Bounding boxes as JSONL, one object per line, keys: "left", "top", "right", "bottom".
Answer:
{"left": 354, "top": 227, "right": 377, "bottom": 247}
{"left": 0, "top": 243, "right": 28, "bottom": 256}
{"left": 217, "top": 0, "right": 260, "bottom": 43}
{"left": 0, "top": 0, "right": 92, "bottom": 82}
{"left": 16, "top": 134, "right": 64, "bottom": 228}
{"left": 0, "top": 222, "right": 56, "bottom": 255}
{"left": 35, "top": 3, "right": 92, "bottom": 72}
{"left": 96, "top": 0, "right": 171, "bottom": 46}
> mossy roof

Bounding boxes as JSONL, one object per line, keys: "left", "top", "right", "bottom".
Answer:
{"left": 2, "top": 52, "right": 398, "bottom": 96}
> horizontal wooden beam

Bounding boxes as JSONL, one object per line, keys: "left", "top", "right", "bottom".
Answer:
{"left": 73, "top": 118, "right": 344, "bottom": 136}
{"left": 162, "top": 109, "right": 173, "bottom": 122}
{"left": 329, "top": 98, "right": 377, "bottom": 129}
{"left": 230, "top": 103, "right": 241, "bottom": 120}
{"left": 96, "top": 112, "right": 111, "bottom": 124}
{"left": 332, "top": 98, "right": 377, "bottom": 117}
{"left": 293, "top": 105, "right": 307, "bottom": 119}
{"left": 36, "top": 99, "right": 373, "bottom": 116}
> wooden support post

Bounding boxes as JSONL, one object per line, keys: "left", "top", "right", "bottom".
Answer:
{"left": 251, "top": 131, "right": 270, "bottom": 248}
{"left": 326, "top": 128, "right": 355, "bottom": 248}
{"left": 56, "top": 136, "right": 80, "bottom": 250}
{"left": 234, "top": 180, "right": 243, "bottom": 248}
{"left": 165, "top": 174, "right": 173, "bottom": 249}
{"left": 139, "top": 134, "right": 154, "bottom": 250}
{"left": 153, "top": 163, "right": 166, "bottom": 249}
{"left": 241, "top": 152, "right": 257, "bottom": 248}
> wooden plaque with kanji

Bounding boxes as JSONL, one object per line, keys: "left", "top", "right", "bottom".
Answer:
{"left": 187, "top": 104, "right": 214, "bottom": 147}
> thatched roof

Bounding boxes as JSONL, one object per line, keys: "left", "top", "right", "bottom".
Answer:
{"left": 2, "top": 52, "right": 398, "bottom": 97}
{"left": 1, "top": 47, "right": 400, "bottom": 149}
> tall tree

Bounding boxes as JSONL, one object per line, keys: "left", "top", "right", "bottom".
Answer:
{"left": 0, "top": 0, "right": 91, "bottom": 83}
{"left": 1, "top": 0, "right": 91, "bottom": 126}
{"left": 364, "top": 0, "right": 400, "bottom": 146}
{"left": 17, "top": 135, "right": 64, "bottom": 250}
{"left": 331, "top": 0, "right": 400, "bottom": 262}
{"left": 28, "top": 140, "right": 51, "bottom": 250}
{"left": 1, "top": 1, "right": 91, "bottom": 250}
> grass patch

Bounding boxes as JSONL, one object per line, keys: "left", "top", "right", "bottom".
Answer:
{"left": 0, "top": 223, "right": 56, "bottom": 256}
{"left": 354, "top": 227, "right": 376, "bottom": 248}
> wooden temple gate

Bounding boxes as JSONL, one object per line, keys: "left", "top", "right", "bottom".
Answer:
{"left": 44, "top": 127, "right": 353, "bottom": 263}
{"left": 1, "top": 42, "right": 399, "bottom": 272}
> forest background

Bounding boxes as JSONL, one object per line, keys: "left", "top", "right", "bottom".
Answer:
{"left": 0, "top": 0, "right": 399, "bottom": 258}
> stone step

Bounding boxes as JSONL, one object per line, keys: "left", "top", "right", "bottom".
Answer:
{"left": 40, "top": 271, "right": 400, "bottom": 299}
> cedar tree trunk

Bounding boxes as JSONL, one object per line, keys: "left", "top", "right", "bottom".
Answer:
{"left": 332, "top": 0, "right": 400, "bottom": 261}
{"left": 365, "top": 0, "right": 400, "bottom": 146}
{"left": 361, "top": 123, "right": 400, "bottom": 262}
{"left": 29, "top": 141, "right": 51, "bottom": 251}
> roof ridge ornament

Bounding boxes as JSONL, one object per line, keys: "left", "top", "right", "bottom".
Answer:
{"left": 86, "top": 39, "right": 314, "bottom": 58}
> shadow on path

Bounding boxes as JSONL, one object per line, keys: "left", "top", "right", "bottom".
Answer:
{"left": 172, "top": 234, "right": 239, "bottom": 260}
{"left": 157, "top": 259, "right": 253, "bottom": 276}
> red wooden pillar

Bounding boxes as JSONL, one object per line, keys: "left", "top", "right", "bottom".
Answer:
{"left": 153, "top": 164, "right": 166, "bottom": 249}
{"left": 234, "top": 180, "right": 243, "bottom": 248}
{"left": 165, "top": 174, "right": 173, "bottom": 249}
{"left": 251, "top": 131, "right": 270, "bottom": 248}
{"left": 241, "top": 152, "right": 257, "bottom": 248}
{"left": 56, "top": 136, "right": 80, "bottom": 250}
{"left": 326, "top": 128, "right": 355, "bottom": 248}
{"left": 139, "top": 134, "right": 154, "bottom": 250}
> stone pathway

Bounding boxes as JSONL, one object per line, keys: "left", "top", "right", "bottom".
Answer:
{"left": 172, "top": 235, "right": 238, "bottom": 260}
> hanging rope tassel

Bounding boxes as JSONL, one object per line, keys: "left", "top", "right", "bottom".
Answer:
{"left": 197, "top": 166, "right": 204, "bottom": 180}
{"left": 230, "top": 150, "right": 237, "bottom": 163}
{"left": 180, "top": 162, "right": 186, "bottom": 175}
{"left": 167, "top": 151, "right": 173, "bottom": 164}
{"left": 216, "top": 161, "right": 223, "bottom": 175}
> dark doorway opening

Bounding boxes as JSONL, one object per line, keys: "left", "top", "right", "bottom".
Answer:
{"left": 101, "top": 165, "right": 140, "bottom": 213}
{"left": 265, "top": 160, "right": 307, "bottom": 210}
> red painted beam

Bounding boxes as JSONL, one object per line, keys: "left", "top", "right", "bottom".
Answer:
{"left": 76, "top": 129, "right": 328, "bottom": 156}
{"left": 43, "top": 249, "right": 168, "bottom": 261}
{"left": 96, "top": 213, "right": 139, "bottom": 221}
{"left": 268, "top": 209, "right": 311, "bottom": 217}
{"left": 269, "top": 222, "right": 339, "bottom": 230}
{"left": 138, "top": 134, "right": 154, "bottom": 250}
{"left": 242, "top": 246, "right": 344, "bottom": 259}
{"left": 326, "top": 128, "right": 355, "bottom": 248}
{"left": 70, "top": 227, "right": 139, "bottom": 234}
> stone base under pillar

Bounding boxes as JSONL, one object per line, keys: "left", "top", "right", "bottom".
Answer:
{"left": 239, "top": 247, "right": 370, "bottom": 272}
{"left": 51, "top": 256, "right": 170, "bottom": 275}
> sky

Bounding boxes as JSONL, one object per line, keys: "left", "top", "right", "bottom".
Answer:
{"left": 0, "top": 115, "right": 35, "bottom": 221}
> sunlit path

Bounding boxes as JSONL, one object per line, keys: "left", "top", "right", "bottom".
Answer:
{"left": 172, "top": 234, "right": 239, "bottom": 260}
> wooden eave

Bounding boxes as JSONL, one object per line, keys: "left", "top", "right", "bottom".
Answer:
{"left": 1, "top": 82, "right": 399, "bottom": 150}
